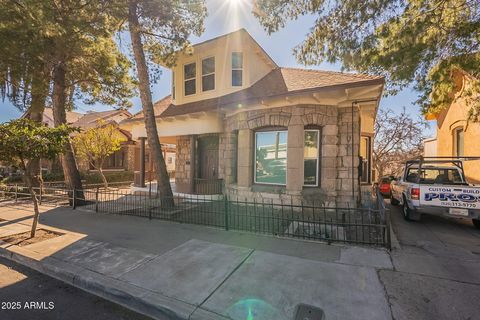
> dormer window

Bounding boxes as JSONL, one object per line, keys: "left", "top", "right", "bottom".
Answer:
{"left": 232, "top": 52, "right": 243, "bottom": 87}
{"left": 184, "top": 62, "right": 196, "bottom": 96}
{"left": 202, "top": 57, "right": 215, "bottom": 92}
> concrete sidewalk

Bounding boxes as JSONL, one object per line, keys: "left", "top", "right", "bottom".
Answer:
{"left": 0, "top": 203, "right": 393, "bottom": 320}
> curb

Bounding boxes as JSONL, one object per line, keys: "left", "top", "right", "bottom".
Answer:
{"left": 0, "top": 244, "right": 228, "bottom": 320}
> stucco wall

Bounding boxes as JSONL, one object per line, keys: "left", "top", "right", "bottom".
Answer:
{"left": 436, "top": 96, "right": 480, "bottom": 184}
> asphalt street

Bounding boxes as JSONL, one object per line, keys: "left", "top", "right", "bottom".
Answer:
{"left": 0, "top": 256, "right": 153, "bottom": 320}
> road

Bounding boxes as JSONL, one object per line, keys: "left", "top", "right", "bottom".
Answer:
{"left": 380, "top": 202, "right": 480, "bottom": 320}
{"left": 0, "top": 256, "right": 152, "bottom": 320}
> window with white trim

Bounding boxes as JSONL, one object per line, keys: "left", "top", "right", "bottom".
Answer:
{"left": 255, "top": 130, "right": 287, "bottom": 185}
{"left": 360, "top": 136, "right": 371, "bottom": 184}
{"left": 184, "top": 62, "right": 196, "bottom": 96}
{"left": 202, "top": 57, "right": 215, "bottom": 92}
{"left": 304, "top": 129, "right": 320, "bottom": 186}
{"left": 231, "top": 52, "right": 243, "bottom": 87}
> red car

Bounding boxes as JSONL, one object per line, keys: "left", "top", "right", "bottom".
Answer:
{"left": 379, "top": 176, "right": 393, "bottom": 196}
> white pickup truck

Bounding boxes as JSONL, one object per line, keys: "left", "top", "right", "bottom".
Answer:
{"left": 390, "top": 157, "right": 480, "bottom": 229}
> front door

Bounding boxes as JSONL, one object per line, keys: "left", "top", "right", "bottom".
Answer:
{"left": 198, "top": 136, "right": 219, "bottom": 180}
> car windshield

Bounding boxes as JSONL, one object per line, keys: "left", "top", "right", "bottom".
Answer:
{"left": 380, "top": 178, "right": 390, "bottom": 184}
{"left": 406, "top": 168, "right": 464, "bottom": 184}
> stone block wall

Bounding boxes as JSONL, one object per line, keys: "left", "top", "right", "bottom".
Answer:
{"left": 218, "top": 132, "right": 237, "bottom": 185}
{"left": 224, "top": 104, "right": 341, "bottom": 207}
{"left": 336, "top": 106, "right": 361, "bottom": 207}
{"left": 175, "top": 135, "right": 193, "bottom": 193}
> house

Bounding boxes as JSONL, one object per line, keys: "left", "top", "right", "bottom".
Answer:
{"left": 424, "top": 70, "right": 480, "bottom": 184}
{"left": 23, "top": 108, "right": 136, "bottom": 174}
{"left": 121, "top": 29, "right": 384, "bottom": 206}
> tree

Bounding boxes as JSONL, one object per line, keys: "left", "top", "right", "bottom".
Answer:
{"left": 0, "top": 119, "right": 74, "bottom": 237}
{"left": 374, "top": 108, "right": 428, "bottom": 178}
{"left": 126, "top": 0, "right": 206, "bottom": 203}
{"left": 1, "top": 1, "right": 135, "bottom": 200}
{"left": 254, "top": 0, "right": 480, "bottom": 120}
{"left": 73, "top": 123, "right": 126, "bottom": 189}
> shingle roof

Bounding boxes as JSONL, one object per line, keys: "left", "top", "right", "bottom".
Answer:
{"left": 130, "top": 95, "right": 172, "bottom": 120}
{"left": 42, "top": 107, "right": 83, "bottom": 126}
{"left": 158, "top": 67, "right": 384, "bottom": 118}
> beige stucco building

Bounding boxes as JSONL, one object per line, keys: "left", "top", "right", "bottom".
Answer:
{"left": 424, "top": 71, "right": 480, "bottom": 184}
{"left": 121, "top": 29, "right": 384, "bottom": 206}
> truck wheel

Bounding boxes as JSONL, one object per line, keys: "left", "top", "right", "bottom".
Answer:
{"left": 402, "top": 196, "right": 412, "bottom": 221}
{"left": 390, "top": 194, "right": 399, "bottom": 206}
{"left": 473, "top": 219, "right": 480, "bottom": 229}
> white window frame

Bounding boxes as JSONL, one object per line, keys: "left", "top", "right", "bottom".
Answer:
{"left": 254, "top": 130, "right": 288, "bottom": 186}
{"left": 183, "top": 62, "right": 196, "bottom": 96}
{"left": 360, "top": 135, "right": 372, "bottom": 184}
{"left": 231, "top": 52, "right": 243, "bottom": 87}
{"left": 201, "top": 56, "right": 215, "bottom": 92}
{"left": 303, "top": 129, "right": 320, "bottom": 187}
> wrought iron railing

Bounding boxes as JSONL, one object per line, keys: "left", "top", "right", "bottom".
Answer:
{"left": 0, "top": 184, "right": 390, "bottom": 248}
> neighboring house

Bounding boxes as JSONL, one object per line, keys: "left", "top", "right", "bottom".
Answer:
{"left": 22, "top": 108, "right": 136, "bottom": 175}
{"left": 121, "top": 29, "right": 384, "bottom": 206}
{"left": 423, "top": 137, "right": 437, "bottom": 157}
{"left": 424, "top": 70, "right": 480, "bottom": 184}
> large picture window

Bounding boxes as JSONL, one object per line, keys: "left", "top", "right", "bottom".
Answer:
{"left": 184, "top": 62, "right": 196, "bottom": 96}
{"left": 304, "top": 129, "right": 320, "bottom": 186}
{"left": 360, "top": 136, "right": 371, "bottom": 184}
{"left": 231, "top": 52, "right": 243, "bottom": 87}
{"left": 202, "top": 57, "right": 215, "bottom": 91}
{"left": 255, "top": 130, "right": 287, "bottom": 185}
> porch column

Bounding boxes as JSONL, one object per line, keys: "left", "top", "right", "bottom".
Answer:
{"left": 139, "top": 137, "right": 146, "bottom": 188}
{"left": 189, "top": 135, "right": 196, "bottom": 194}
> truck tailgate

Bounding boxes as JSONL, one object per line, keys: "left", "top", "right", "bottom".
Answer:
{"left": 419, "top": 185, "right": 480, "bottom": 209}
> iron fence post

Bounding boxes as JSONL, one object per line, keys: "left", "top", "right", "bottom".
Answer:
{"left": 95, "top": 187, "right": 99, "bottom": 212}
{"left": 224, "top": 195, "right": 229, "bottom": 231}
{"left": 385, "top": 208, "right": 392, "bottom": 250}
{"left": 72, "top": 189, "right": 76, "bottom": 210}
{"left": 15, "top": 184, "right": 18, "bottom": 203}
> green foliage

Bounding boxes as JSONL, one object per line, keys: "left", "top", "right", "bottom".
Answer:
{"left": 0, "top": 118, "right": 75, "bottom": 169}
{"left": 129, "top": 0, "right": 207, "bottom": 73}
{"left": 254, "top": 0, "right": 480, "bottom": 120}
{"left": 72, "top": 123, "right": 126, "bottom": 169}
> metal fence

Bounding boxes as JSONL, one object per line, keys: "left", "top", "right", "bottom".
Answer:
{"left": 0, "top": 184, "right": 390, "bottom": 248}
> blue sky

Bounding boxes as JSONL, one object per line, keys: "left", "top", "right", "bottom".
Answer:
{"left": 0, "top": 0, "right": 432, "bottom": 135}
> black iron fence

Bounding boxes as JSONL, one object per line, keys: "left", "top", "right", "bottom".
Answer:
{"left": 0, "top": 184, "right": 390, "bottom": 248}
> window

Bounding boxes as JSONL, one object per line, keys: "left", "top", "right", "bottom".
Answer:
{"left": 454, "top": 127, "right": 464, "bottom": 156}
{"left": 255, "top": 130, "right": 287, "bottom": 185}
{"left": 172, "top": 72, "right": 175, "bottom": 99}
{"left": 184, "top": 62, "right": 196, "bottom": 96}
{"left": 231, "top": 52, "right": 243, "bottom": 87}
{"left": 406, "top": 168, "right": 464, "bottom": 185}
{"left": 360, "top": 136, "right": 371, "bottom": 184}
{"left": 202, "top": 57, "right": 215, "bottom": 91}
{"left": 304, "top": 129, "right": 320, "bottom": 186}
{"left": 168, "top": 156, "right": 173, "bottom": 164}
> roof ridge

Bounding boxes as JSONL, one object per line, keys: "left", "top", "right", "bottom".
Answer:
{"left": 280, "top": 67, "right": 382, "bottom": 79}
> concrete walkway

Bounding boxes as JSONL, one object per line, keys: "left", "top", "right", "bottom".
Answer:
{"left": 0, "top": 203, "right": 393, "bottom": 320}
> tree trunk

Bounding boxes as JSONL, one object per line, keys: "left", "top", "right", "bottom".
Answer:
{"left": 21, "top": 166, "right": 40, "bottom": 238}
{"left": 128, "top": 0, "right": 174, "bottom": 206}
{"left": 52, "top": 59, "right": 85, "bottom": 202}
{"left": 98, "top": 167, "right": 108, "bottom": 190}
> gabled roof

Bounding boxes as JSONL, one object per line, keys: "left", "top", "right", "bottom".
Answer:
{"left": 190, "top": 28, "right": 277, "bottom": 68}
{"left": 38, "top": 108, "right": 83, "bottom": 126}
{"left": 73, "top": 110, "right": 131, "bottom": 129}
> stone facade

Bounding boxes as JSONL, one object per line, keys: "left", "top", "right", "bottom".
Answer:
{"left": 173, "top": 104, "right": 364, "bottom": 207}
